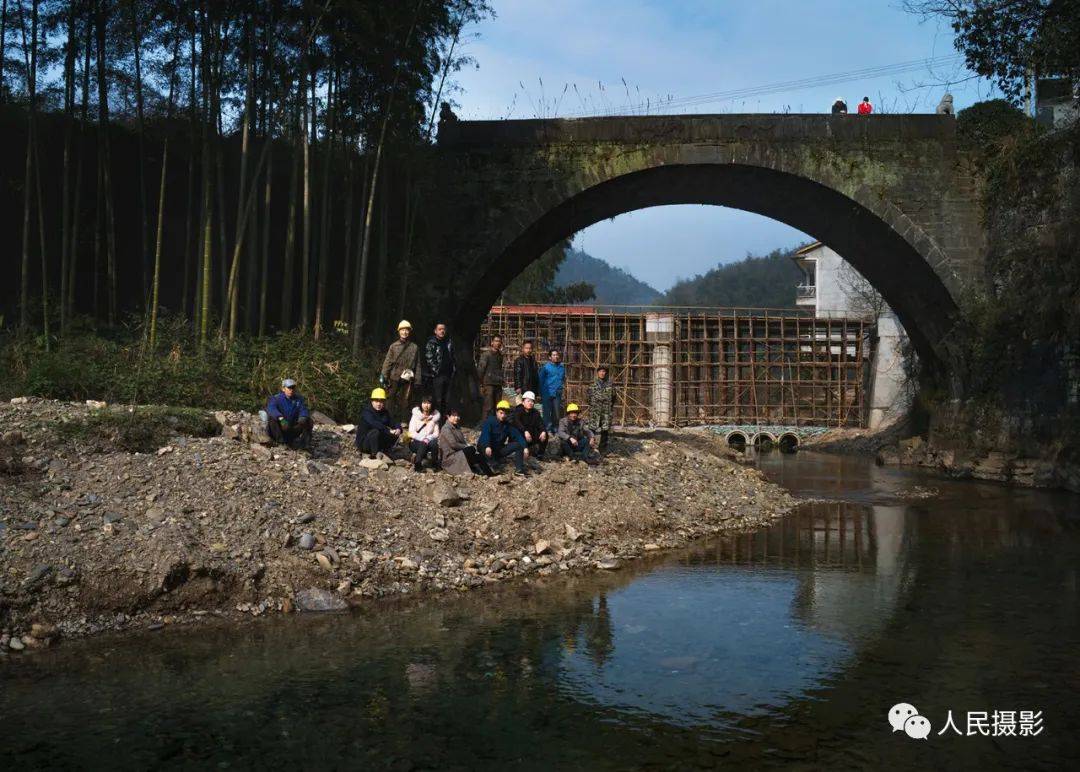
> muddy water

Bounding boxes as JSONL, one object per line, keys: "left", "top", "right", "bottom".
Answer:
{"left": 2, "top": 453, "right": 1079, "bottom": 769}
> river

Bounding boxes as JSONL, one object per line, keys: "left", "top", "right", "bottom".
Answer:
{"left": 2, "top": 452, "right": 1078, "bottom": 769}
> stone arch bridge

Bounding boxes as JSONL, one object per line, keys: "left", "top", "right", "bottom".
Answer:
{"left": 429, "top": 114, "right": 985, "bottom": 400}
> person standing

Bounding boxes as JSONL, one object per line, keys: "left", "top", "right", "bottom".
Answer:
{"left": 857, "top": 96, "right": 873, "bottom": 115}
{"left": 407, "top": 395, "right": 441, "bottom": 472}
{"left": 356, "top": 387, "right": 401, "bottom": 458}
{"left": 587, "top": 365, "right": 615, "bottom": 452}
{"left": 539, "top": 348, "right": 566, "bottom": 434}
{"left": 830, "top": 97, "right": 848, "bottom": 114}
{"left": 265, "top": 378, "right": 313, "bottom": 452}
{"left": 513, "top": 339, "right": 540, "bottom": 399}
{"left": 476, "top": 334, "right": 506, "bottom": 416}
{"left": 380, "top": 320, "right": 420, "bottom": 415}
{"left": 423, "top": 322, "right": 456, "bottom": 419}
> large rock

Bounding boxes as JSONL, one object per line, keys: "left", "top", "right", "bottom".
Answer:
{"left": 429, "top": 483, "right": 462, "bottom": 507}
{"left": 295, "top": 588, "right": 348, "bottom": 612}
{"left": 310, "top": 410, "right": 336, "bottom": 426}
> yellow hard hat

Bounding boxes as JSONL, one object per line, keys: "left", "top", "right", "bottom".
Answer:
{"left": 566, "top": 403, "right": 580, "bottom": 413}
{"left": 397, "top": 319, "right": 412, "bottom": 330}
{"left": 371, "top": 387, "right": 388, "bottom": 400}
{"left": 496, "top": 400, "right": 512, "bottom": 410}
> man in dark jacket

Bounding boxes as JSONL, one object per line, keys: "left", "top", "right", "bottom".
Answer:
{"left": 511, "top": 390, "right": 548, "bottom": 463}
{"left": 423, "top": 322, "right": 455, "bottom": 419}
{"left": 513, "top": 339, "right": 540, "bottom": 398}
{"left": 356, "top": 387, "right": 401, "bottom": 458}
{"left": 477, "top": 400, "right": 528, "bottom": 475}
{"left": 265, "top": 378, "right": 313, "bottom": 451}
{"left": 476, "top": 334, "right": 505, "bottom": 416}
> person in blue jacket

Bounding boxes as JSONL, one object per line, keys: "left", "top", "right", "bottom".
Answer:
{"left": 538, "top": 348, "right": 566, "bottom": 434}
{"left": 477, "top": 400, "right": 528, "bottom": 475}
{"left": 265, "top": 378, "right": 313, "bottom": 451}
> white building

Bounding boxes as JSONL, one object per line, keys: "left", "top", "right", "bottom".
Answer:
{"left": 792, "top": 242, "right": 910, "bottom": 430}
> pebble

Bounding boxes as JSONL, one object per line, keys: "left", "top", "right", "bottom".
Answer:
{"left": 298, "top": 533, "right": 316, "bottom": 550}
{"left": 596, "top": 559, "right": 620, "bottom": 570}
{"left": 8, "top": 637, "right": 25, "bottom": 651}
{"left": 428, "top": 527, "right": 450, "bottom": 542}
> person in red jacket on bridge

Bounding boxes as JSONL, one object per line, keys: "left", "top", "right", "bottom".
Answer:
{"left": 857, "top": 96, "right": 873, "bottom": 115}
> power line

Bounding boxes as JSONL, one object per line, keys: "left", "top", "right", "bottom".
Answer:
{"left": 559, "top": 54, "right": 966, "bottom": 118}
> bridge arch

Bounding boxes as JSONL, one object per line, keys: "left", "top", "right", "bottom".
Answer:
{"left": 452, "top": 161, "right": 960, "bottom": 367}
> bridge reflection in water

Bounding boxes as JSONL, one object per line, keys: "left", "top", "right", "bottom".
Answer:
{"left": 555, "top": 499, "right": 914, "bottom": 728}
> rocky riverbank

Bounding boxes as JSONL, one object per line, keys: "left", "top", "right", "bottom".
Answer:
{"left": 0, "top": 399, "right": 797, "bottom": 652}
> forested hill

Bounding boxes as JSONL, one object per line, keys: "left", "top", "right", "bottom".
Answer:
{"left": 555, "top": 249, "right": 661, "bottom": 305}
{"left": 658, "top": 246, "right": 807, "bottom": 308}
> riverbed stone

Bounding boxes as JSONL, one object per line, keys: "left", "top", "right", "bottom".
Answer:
{"left": 298, "top": 533, "right": 316, "bottom": 550}
{"left": 295, "top": 588, "right": 348, "bottom": 612}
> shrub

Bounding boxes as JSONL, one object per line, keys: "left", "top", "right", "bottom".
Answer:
{"left": 0, "top": 314, "right": 381, "bottom": 422}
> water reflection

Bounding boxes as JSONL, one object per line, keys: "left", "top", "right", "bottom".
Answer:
{"left": 557, "top": 501, "right": 913, "bottom": 728}
{"left": 2, "top": 453, "right": 1079, "bottom": 769}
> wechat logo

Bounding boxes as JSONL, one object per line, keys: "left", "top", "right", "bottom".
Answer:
{"left": 889, "top": 703, "right": 931, "bottom": 740}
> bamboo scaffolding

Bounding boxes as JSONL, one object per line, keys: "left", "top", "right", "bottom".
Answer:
{"left": 479, "top": 305, "right": 871, "bottom": 428}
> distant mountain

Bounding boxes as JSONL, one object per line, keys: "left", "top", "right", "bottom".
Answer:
{"left": 658, "top": 245, "right": 807, "bottom": 308}
{"left": 555, "top": 249, "right": 662, "bottom": 305}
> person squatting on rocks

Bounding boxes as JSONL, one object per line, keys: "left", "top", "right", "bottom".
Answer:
{"left": 438, "top": 407, "right": 496, "bottom": 477}
{"left": 558, "top": 403, "right": 598, "bottom": 463}
{"left": 587, "top": 365, "right": 615, "bottom": 452}
{"left": 539, "top": 349, "right": 566, "bottom": 434}
{"left": 858, "top": 96, "right": 873, "bottom": 115}
{"left": 512, "top": 390, "right": 548, "bottom": 464}
{"left": 513, "top": 339, "right": 540, "bottom": 399}
{"left": 423, "top": 322, "right": 456, "bottom": 420}
{"left": 477, "top": 400, "right": 529, "bottom": 476}
{"left": 356, "top": 387, "right": 401, "bottom": 458}
{"left": 265, "top": 378, "right": 313, "bottom": 451}
{"left": 408, "top": 395, "right": 441, "bottom": 472}
{"left": 381, "top": 320, "right": 420, "bottom": 415}
{"left": 476, "top": 334, "right": 505, "bottom": 417}
{"left": 831, "top": 97, "right": 848, "bottom": 114}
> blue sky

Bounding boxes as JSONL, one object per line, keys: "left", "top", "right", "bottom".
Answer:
{"left": 452, "top": 0, "right": 997, "bottom": 291}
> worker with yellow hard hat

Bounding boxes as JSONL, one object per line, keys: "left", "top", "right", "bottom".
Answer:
{"left": 557, "top": 402, "right": 598, "bottom": 464}
{"left": 380, "top": 319, "right": 420, "bottom": 415}
{"left": 476, "top": 398, "right": 530, "bottom": 475}
{"left": 355, "top": 386, "right": 401, "bottom": 458}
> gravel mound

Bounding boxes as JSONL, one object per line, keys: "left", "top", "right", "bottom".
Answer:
{"left": 0, "top": 398, "right": 796, "bottom": 650}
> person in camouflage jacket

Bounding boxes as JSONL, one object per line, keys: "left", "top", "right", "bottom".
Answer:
{"left": 587, "top": 365, "right": 615, "bottom": 451}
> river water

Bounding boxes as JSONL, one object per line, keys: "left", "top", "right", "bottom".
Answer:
{"left": 2, "top": 452, "right": 1078, "bottom": 769}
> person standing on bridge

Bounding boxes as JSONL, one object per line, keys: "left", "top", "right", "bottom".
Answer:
{"left": 831, "top": 97, "right": 848, "bottom": 114}
{"left": 380, "top": 320, "right": 420, "bottom": 416}
{"left": 513, "top": 339, "right": 540, "bottom": 399}
{"left": 423, "top": 322, "right": 456, "bottom": 420}
{"left": 476, "top": 334, "right": 506, "bottom": 417}
{"left": 539, "top": 349, "right": 566, "bottom": 434}
{"left": 858, "top": 96, "right": 874, "bottom": 115}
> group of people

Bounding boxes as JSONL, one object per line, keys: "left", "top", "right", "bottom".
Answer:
{"left": 831, "top": 96, "right": 874, "bottom": 114}
{"left": 264, "top": 321, "right": 617, "bottom": 478}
